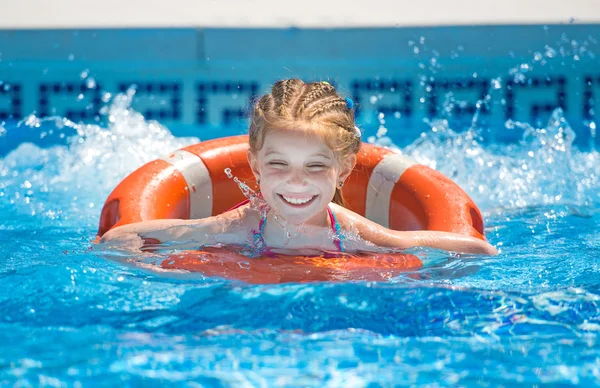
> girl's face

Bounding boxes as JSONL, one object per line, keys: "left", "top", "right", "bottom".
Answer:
{"left": 248, "top": 129, "right": 355, "bottom": 225}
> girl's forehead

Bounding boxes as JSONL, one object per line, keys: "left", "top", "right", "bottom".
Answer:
{"left": 261, "top": 130, "right": 334, "bottom": 154}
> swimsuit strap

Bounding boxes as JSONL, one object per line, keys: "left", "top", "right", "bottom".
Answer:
{"left": 229, "top": 197, "right": 275, "bottom": 256}
{"left": 251, "top": 210, "right": 269, "bottom": 254}
{"left": 234, "top": 199, "right": 344, "bottom": 254}
{"left": 327, "top": 206, "right": 345, "bottom": 252}
{"left": 257, "top": 206, "right": 344, "bottom": 253}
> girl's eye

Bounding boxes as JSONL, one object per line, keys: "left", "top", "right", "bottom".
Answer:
{"left": 307, "top": 164, "right": 326, "bottom": 169}
{"left": 268, "top": 161, "right": 287, "bottom": 166}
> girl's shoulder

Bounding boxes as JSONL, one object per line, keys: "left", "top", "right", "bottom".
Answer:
{"left": 219, "top": 201, "right": 262, "bottom": 230}
{"left": 328, "top": 203, "right": 366, "bottom": 230}
{"left": 182, "top": 202, "right": 261, "bottom": 246}
{"left": 329, "top": 202, "right": 361, "bottom": 219}
{"left": 329, "top": 202, "right": 388, "bottom": 234}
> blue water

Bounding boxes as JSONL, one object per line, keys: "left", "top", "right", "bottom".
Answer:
{"left": 2, "top": 84, "right": 600, "bottom": 385}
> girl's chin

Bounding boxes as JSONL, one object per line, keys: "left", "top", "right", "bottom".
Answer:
{"left": 271, "top": 212, "right": 311, "bottom": 225}
{"left": 271, "top": 207, "right": 328, "bottom": 226}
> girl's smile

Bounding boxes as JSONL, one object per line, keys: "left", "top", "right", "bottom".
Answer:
{"left": 277, "top": 193, "right": 319, "bottom": 206}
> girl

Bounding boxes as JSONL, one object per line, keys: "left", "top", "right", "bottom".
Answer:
{"left": 100, "top": 79, "right": 497, "bottom": 256}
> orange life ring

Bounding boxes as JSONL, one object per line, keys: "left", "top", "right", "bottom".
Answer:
{"left": 98, "top": 135, "right": 485, "bottom": 283}
{"left": 159, "top": 248, "right": 423, "bottom": 283}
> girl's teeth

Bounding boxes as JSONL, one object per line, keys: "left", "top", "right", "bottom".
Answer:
{"left": 282, "top": 195, "right": 314, "bottom": 204}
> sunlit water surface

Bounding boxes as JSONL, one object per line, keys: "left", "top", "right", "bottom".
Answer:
{"left": 1, "top": 76, "right": 600, "bottom": 387}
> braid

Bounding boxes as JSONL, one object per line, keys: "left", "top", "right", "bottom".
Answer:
{"left": 271, "top": 80, "right": 286, "bottom": 115}
{"left": 255, "top": 94, "right": 273, "bottom": 117}
{"left": 308, "top": 97, "right": 348, "bottom": 119}
{"left": 250, "top": 95, "right": 273, "bottom": 140}
{"left": 295, "top": 82, "right": 336, "bottom": 115}
{"left": 272, "top": 79, "right": 303, "bottom": 117}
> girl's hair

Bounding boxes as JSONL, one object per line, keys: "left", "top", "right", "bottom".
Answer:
{"left": 249, "top": 79, "right": 361, "bottom": 207}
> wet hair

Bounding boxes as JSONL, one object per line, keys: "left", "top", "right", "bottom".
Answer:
{"left": 249, "top": 79, "right": 361, "bottom": 206}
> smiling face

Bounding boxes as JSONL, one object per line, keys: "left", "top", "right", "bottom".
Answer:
{"left": 248, "top": 129, "right": 355, "bottom": 225}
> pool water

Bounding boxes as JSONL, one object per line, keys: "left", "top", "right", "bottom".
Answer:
{"left": 2, "top": 86, "right": 600, "bottom": 386}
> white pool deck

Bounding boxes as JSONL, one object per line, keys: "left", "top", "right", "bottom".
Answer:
{"left": 0, "top": 0, "right": 599, "bottom": 29}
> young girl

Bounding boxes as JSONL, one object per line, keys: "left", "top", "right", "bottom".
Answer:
{"left": 100, "top": 79, "right": 497, "bottom": 256}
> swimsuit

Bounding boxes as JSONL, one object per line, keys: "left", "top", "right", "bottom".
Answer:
{"left": 229, "top": 199, "right": 345, "bottom": 255}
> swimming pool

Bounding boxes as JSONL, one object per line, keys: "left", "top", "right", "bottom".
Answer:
{"left": 2, "top": 29, "right": 600, "bottom": 386}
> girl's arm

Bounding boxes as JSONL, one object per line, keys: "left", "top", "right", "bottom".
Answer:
{"left": 100, "top": 219, "right": 205, "bottom": 249}
{"left": 99, "top": 211, "right": 248, "bottom": 251}
{"left": 383, "top": 229, "right": 497, "bottom": 255}
{"left": 336, "top": 206, "right": 497, "bottom": 255}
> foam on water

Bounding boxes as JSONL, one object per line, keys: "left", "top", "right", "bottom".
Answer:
{"left": 0, "top": 90, "right": 199, "bottom": 228}
{"left": 379, "top": 107, "right": 600, "bottom": 211}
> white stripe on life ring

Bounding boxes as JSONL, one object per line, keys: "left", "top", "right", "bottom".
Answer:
{"left": 161, "top": 150, "right": 213, "bottom": 219}
{"left": 365, "top": 153, "right": 417, "bottom": 228}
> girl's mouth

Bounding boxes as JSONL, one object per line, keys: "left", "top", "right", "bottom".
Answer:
{"left": 278, "top": 194, "right": 318, "bottom": 208}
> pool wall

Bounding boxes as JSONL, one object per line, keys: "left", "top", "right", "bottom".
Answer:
{"left": 0, "top": 25, "right": 599, "bottom": 148}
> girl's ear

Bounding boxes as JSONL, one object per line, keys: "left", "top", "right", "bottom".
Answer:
{"left": 247, "top": 150, "right": 261, "bottom": 182}
{"left": 338, "top": 154, "right": 356, "bottom": 182}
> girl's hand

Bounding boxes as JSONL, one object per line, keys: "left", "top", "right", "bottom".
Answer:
{"left": 99, "top": 230, "right": 144, "bottom": 252}
{"left": 408, "top": 231, "right": 498, "bottom": 255}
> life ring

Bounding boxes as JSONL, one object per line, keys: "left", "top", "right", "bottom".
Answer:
{"left": 159, "top": 248, "right": 423, "bottom": 283}
{"left": 98, "top": 135, "right": 485, "bottom": 283}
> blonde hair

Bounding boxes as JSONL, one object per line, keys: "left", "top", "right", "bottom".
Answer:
{"left": 249, "top": 79, "right": 361, "bottom": 207}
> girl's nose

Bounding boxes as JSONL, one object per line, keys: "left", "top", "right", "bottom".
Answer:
{"left": 286, "top": 168, "right": 307, "bottom": 186}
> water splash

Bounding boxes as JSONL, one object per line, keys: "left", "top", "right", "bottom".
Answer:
{"left": 397, "top": 108, "right": 600, "bottom": 210}
{"left": 367, "top": 29, "right": 600, "bottom": 212}
{"left": 2, "top": 90, "right": 600, "bottom": 229}
{"left": 0, "top": 89, "right": 198, "bottom": 226}
{"left": 222, "top": 166, "right": 308, "bottom": 247}
{"left": 223, "top": 167, "right": 265, "bottom": 210}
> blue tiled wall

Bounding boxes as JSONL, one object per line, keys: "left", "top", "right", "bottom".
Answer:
{"left": 0, "top": 25, "right": 599, "bottom": 148}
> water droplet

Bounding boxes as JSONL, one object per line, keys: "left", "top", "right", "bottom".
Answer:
{"left": 86, "top": 78, "right": 96, "bottom": 89}
{"left": 238, "top": 261, "right": 250, "bottom": 269}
